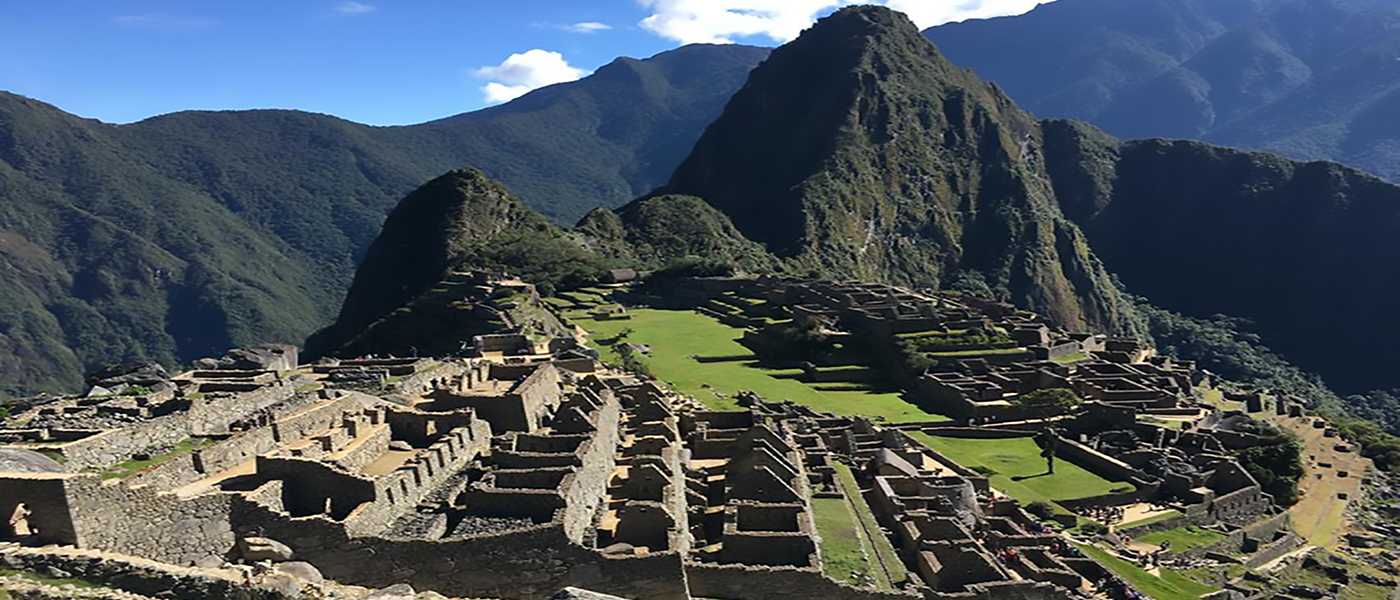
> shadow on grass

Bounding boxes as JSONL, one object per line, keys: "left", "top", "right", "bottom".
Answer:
{"left": 693, "top": 354, "right": 760, "bottom": 363}
{"left": 1011, "top": 472, "right": 1053, "bottom": 481}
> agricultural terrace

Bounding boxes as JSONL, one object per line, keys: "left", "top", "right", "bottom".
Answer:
{"left": 907, "top": 432, "right": 1130, "bottom": 505}
{"left": 573, "top": 308, "right": 949, "bottom": 423}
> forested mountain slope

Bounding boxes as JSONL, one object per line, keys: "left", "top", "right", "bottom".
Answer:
{"left": 0, "top": 44, "right": 767, "bottom": 395}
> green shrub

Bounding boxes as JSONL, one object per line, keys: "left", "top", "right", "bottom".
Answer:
{"left": 652, "top": 256, "right": 737, "bottom": 279}
{"left": 1026, "top": 501, "right": 1056, "bottom": 520}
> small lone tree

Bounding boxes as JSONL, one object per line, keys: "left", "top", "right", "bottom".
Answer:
{"left": 1035, "top": 428, "right": 1061, "bottom": 474}
{"left": 1015, "top": 388, "right": 1083, "bottom": 419}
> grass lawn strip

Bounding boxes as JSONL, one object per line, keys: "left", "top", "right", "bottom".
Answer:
{"left": 101, "top": 437, "right": 216, "bottom": 479}
{"left": 1075, "top": 544, "right": 1217, "bottom": 600}
{"left": 812, "top": 497, "right": 883, "bottom": 587}
{"left": 1135, "top": 526, "right": 1228, "bottom": 554}
{"left": 907, "top": 433, "right": 1127, "bottom": 504}
{"left": 834, "top": 463, "right": 908, "bottom": 587}
{"left": 575, "top": 309, "right": 948, "bottom": 422}
{"left": 1051, "top": 351, "right": 1089, "bottom": 364}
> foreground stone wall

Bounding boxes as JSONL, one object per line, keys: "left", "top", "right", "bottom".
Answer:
{"left": 230, "top": 495, "right": 687, "bottom": 600}
{"left": 0, "top": 545, "right": 281, "bottom": 600}
{"left": 0, "top": 473, "right": 78, "bottom": 544}
{"left": 64, "top": 476, "right": 234, "bottom": 566}
{"left": 686, "top": 563, "right": 1075, "bottom": 600}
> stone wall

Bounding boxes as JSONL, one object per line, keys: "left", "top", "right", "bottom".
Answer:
{"left": 561, "top": 396, "right": 621, "bottom": 543}
{"left": 53, "top": 382, "right": 296, "bottom": 470}
{"left": 1243, "top": 532, "right": 1303, "bottom": 569}
{"left": 686, "top": 563, "right": 1074, "bottom": 600}
{"left": 0, "top": 546, "right": 283, "bottom": 600}
{"left": 0, "top": 473, "right": 78, "bottom": 544}
{"left": 229, "top": 495, "right": 687, "bottom": 600}
{"left": 390, "top": 361, "right": 468, "bottom": 399}
{"left": 127, "top": 392, "right": 372, "bottom": 490}
{"left": 124, "top": 447, "right": 207, "bottom": 489}
{"left": 351, "top": 418, "right": 493, "bottom": 535}
{"left": 686, "top": 563, "right": 919, "bottom": 600}
{"left": 57, "top": 418, "right": 196, "bottom": 472}
{"left": 63, "top": 475, "right": 235, "bottom": 566}
{"left": 196, "top": 426, "right": 281, "bottom": 476}
{"left": 334, "top": 425, "right": 391, "bottom": 473}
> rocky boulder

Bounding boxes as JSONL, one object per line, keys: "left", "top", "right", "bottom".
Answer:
{"left": 237, "top": 537, "right": 294, "bottom": 562}
{"left": 86, "top": 363, "right": 173, "bottom": 394}
{"left": 366, "top": 583, "right": 416, "bottom": 600}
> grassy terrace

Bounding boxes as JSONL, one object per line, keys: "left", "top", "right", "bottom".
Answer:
{"left": 1075, "top": 544, "right": 1217, "bottom": 600}
{"left": 1051, "top": 351, "right": 1089, "bottom": 364}
{"left": 835, "top": 464, "right": 907, "bottom": 587}
{"left": 924, "top": 348, "right": 1027, "bottom": 357}
{"left": 1136, "top": 526, "right": 1228, "bottom": 554}
{"left": 812, "top": 497, "right": 884, "bottom": 586}
{"left": 907, "top": 433, "right": 1127, "bottom": 505}
{"left": 813, "top": 464, "right": 910, "bottom": 590}
{"left": 573, "top": 308, "right": 949, "bottom": 422}
{"left": 101, "top": 437, "right": 216, "bottom": 479}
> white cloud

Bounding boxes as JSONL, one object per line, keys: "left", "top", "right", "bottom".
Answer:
{"left": 636, "top": 0, "right": 1051, "bottom": 44}
{"left": 474, "top": 50, "right": 588, "bottom": 104}
{"left": 882, "top": 0, "right": 1051, "bottom": 28}
{"left": 334, "top": 1, "right": 376, "bottom": 15}
{"left": 565, "top": 22, "right": 613, "bottom": 33}
{"left": 113, "top": 14, "right": 216, "bottom": 30}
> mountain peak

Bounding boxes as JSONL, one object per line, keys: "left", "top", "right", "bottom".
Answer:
{"left": 659, "top": 6, "right": 1136, "bottom": 335}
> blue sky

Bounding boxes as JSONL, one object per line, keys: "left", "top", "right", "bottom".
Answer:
{"left": 0, "top": 1, "right": 1051, "bottom": 126}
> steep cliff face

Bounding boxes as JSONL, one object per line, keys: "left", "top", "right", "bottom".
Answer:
{"left": 1044, "top": 123, "right": 1400, "bottom": 393}
{"left": 661, "top": 6, "right": 1139, "bottom": 334}
{"left": 927, "top": 0, "right": 1400, "bottom": 183}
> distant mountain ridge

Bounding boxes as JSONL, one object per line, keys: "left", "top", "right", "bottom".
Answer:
{"left": 926, "top": 0, "right": 1400, "bottom": 182}
{"left": 0, "top": 43, "right": 768, "bottom": 396}
{"left": 326, "top": 6, "right": 1400, "bottom": 407}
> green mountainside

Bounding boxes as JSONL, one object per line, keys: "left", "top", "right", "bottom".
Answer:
{"left": 576, "top": 195, "right": 780, "bottom": 273}
{"left": 312, "top": 169, "right": 603, "bottom": 354}
{"left": 658, "top": 6, "right": 1141, "bottom": 335}
{"left": 1045, "top": 120, "right": 1400, "bottom": 394}
{"left": 925, "top": 0, "right": 1400, "bottom": 182}
{"left": 0, "top": 44, "right": 767, "bottom": 395}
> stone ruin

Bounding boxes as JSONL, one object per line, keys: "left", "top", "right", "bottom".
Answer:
{"left": 0, "top": 275, "right": 1338, "bottom": 600}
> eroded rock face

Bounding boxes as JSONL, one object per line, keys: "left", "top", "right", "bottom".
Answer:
{"left": 0, "top": 448, "right": 66, "bottom": 473}
{"left": 206, "top": 345, "right": 300, "bottom": 372}
{"left": 550, "top": 588, "right": 632, "bottom": 600}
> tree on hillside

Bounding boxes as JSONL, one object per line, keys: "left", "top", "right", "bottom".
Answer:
{"left": 1015, "top": 388, "right": 1083, "bottom": 419}
{"left": 1235, "top": 435, "right": 1305, "bottom": 506}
